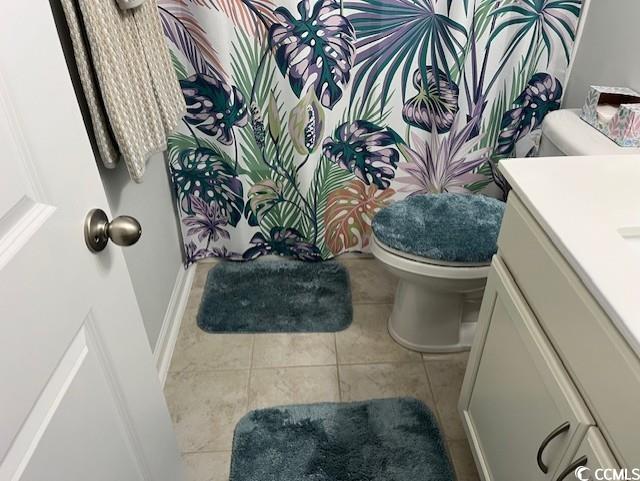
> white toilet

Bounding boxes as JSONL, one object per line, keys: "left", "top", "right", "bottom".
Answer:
{"left": 371, "top": 238, "right": 489, "bottom": 352}
{"left": 373, "top": 109, "right": 639, "bottom": 353}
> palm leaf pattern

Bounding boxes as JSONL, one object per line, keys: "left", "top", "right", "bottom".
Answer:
{"left": 160, "top": 0, "right": 584, "bottom": 264}
{"left": 345, "top": 0, "right": 468, "bottom": 104}
{"left": 489, "top": 0, "right": 582, "bottom": 65}
{"left": 188, "top": 0, "right": 278, "bottom": 36}
{"left": 158, "top": 0, "right": 226, "bottom": 78}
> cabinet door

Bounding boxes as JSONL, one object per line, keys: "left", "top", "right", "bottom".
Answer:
{"left": 555, "top": 428, "right": 619, "bottom": 481}
{"left": 459, "top": 257, "right": 593, "bottom": 481}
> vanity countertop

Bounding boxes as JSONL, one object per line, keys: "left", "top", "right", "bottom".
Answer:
{"left": 499, "top": 155, "right": 640, "bottom": 357}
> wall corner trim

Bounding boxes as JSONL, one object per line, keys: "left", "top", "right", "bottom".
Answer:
{"left": 153, "top": 265, "right": 195, "bottom": 386}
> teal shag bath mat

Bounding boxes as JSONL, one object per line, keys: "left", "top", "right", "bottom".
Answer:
{"left": 197, "top": 258, "right": 352, "bottom": 333}
{"left": 230, "top": 398, "right": 454, "bottom": 481}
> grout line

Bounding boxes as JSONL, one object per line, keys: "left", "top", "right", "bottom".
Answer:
{"left": 171, "top": 359, "right": 430, "bottom": 375}
{"left": 170, "top": 367, "right": 251, "bottom": 374}
{"left": 421, "top": 360, "right": 437, "bottom": 409}
{"left": 251, "top": 364, "right": 337, "bottom": 371}
{"left": 181, "top": 449, "right": 232, "bottom": 455}
{"left": 422, "top": 360, "right": 462, "bottom": 446}
{"left": 337, "top": 359, "right": 424, "bottom": 367}
{"left": 247, "top": 335, "right": 255, "bottom": 411}
{"left": 350, "top": 300, "right": 395, "bottom": 306}
{"left": 420, "top": 360, "right": 455, "bottom": 466}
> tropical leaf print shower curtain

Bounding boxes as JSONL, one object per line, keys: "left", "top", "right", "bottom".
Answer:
{"left": 158, "top": 0, "right": 583, "bottom": 264}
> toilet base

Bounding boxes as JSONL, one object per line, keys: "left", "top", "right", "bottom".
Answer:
{"left": 387, "top": 279, "right": 482, "bottom": 353}
{"left": 388, "top": 320, "right": 476, "bottom": 353}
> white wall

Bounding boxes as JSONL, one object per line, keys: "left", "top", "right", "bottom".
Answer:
{"left": 98, "top": 155, "right": 184, "bottom": 350}
{"left": 50, "top": 1, "right": 185, "bottom": 351}
{"left": 563, "top": 0, "right": 640, "bottom": 108}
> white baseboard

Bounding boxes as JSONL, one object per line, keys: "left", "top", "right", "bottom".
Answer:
{"left": 153, "top": 265, "right": 196, "bottom": 386}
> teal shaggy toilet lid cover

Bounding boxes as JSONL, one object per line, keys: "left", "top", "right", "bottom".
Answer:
{"left": 372, "top": 193, "right": 506, "bottom": 264}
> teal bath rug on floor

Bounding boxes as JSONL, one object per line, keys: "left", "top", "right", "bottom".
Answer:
{"left": 197, "top": 258, "right": 352, "bottom": 333}
{"left": 229, "top": 398, "right": 454, "bottom": 481}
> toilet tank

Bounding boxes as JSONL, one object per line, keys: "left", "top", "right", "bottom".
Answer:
{"left": 538, "top": 109, "right": 640, "bottom": 156}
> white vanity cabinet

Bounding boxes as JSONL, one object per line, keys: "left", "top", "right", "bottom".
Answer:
{"left": 459, "top": 192, "right": 640, "bottom": 480}
{"left": 558, "top": 428, "right": 619, "bottom": 481}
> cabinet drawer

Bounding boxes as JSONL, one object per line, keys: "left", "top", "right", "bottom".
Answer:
{"left": 499, "top": 193, "right": 640, "bottom": 467}
{"left": 460, "top": 257, "right": 592, "bottom": 481}
{"left": 556, "top": 428, "right": 618, "bottom": 481}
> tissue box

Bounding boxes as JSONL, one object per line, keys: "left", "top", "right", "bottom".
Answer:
{"left": 580, "top": 86, "right": 640, "bottom": 147}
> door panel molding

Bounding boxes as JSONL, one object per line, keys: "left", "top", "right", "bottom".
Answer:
{"left": 0, "top": 199, "right": 55, "bottom": 270}
{"left": 0, "top": 323, "right": 88, "bottom": 480}
{"left": 0, "top": 71, "right": 47, "bottom": 205}
{"left": 0, "top": 313, "right": 155, "bottom": 481}
{"left": 85, "top": 316, "right": 154, "bottom": 481}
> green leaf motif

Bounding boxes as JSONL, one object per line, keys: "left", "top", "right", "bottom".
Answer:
{"left": 489, "top": 0, "right": 582, "bottom": 65}
{"left": 248, "top": 180, "right": 283, "bottom": 220}
{"left": 289, "top": 89, "right": 325, "bottom": 155}
{"left": 167, "top": 134, "right": 244, "bottom": 226}
{"left": 170, "top": 50, "right": 188, "bottom": 81}
{"left": 346, "top": 0, "right": 468, "bottom": 108}
{"left": 267, "top": 91, "right": 281, "bottom": 144}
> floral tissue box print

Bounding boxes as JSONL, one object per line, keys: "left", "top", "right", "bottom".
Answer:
{"left": 580, "top": 85, "right": 640, "bottom": 148}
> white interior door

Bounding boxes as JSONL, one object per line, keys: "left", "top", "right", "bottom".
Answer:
{"left": 0, "top": 2, "right": 182, "bottom": 481}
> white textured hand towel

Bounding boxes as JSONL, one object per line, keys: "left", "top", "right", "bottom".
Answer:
{"left": 60, "top": 0, "right": 186, "bottom": 182}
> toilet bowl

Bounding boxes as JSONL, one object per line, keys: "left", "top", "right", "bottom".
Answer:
{"left": 371, "top": 235, "right": 490, "bottom": 352}
{"left": 370, "top": 193, "right": 505, "bottom": 353}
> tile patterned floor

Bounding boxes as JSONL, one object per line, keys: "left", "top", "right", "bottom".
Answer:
{"left": 164, "top": 257, "right": 480, "bottom": 481}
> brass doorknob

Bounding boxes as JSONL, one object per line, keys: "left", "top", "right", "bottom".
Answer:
{"left": 84, "top": 208, "right": 142, "bottom": 253}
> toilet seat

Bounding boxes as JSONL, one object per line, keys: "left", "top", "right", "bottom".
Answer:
{"left": 371, "top": 235, "right": 490, "bottom": 280}
{"left": 371, "top": 193, "right": 505, "bottom": 265}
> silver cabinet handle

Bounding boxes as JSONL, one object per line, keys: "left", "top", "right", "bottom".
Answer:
{"left": 84, "top": 209, "right": 142, "bottom": 252}
{"left": 537, "top": 421, "right": 571, "bottom": 473}
{"left": 556, "top": 455, "right": 588, "bottom": 481}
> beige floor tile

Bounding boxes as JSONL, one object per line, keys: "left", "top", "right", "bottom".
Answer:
{"left": 186, "top": 287, "right": 204, "bottom": 312}
{"left": 338, "top": 362, "right": 434, "bottom": 408}
{"left": 164, "top": 370, "right": 249, "bottom": 453}
{"left": 183, "top": 451, "right": 231, "bottom": 481}
{"left": 252, "top": 333, "right": 336, "bottom": 368}
{"left": 339, "top": 258, "right": 397, "bottom": 304}
{"left": 448, "top": 439, "right": 481, "bottom": 481}
{"left": 193, "top": 262, "right": 217, "bottom": 290}
{"left": 169, "top": 277, "right": 253, "bottom": 372}
{"left": 248, "top": 366, "right": 339, "bottom": 410}
{"left": 425, "top": 357, "right": 469, "bottom": 441}
{"left": 336, "top": 304, "right": 421, "bottom": 364}
{"left": 169, "top": 313, "right": 254, "bottom": 372}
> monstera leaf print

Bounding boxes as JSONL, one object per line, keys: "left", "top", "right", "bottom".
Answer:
{"left": 247, "top": 180, "right": 284, "bottom": 220}
{"left": 243, "top": 227, "right": 322, "bottom": 260}
{"left": 323, "top": 121, "right": 401, "bottom": 189}
{"left": 170, "top": 146, "right": 245, "bottom": 226}
{"left": 495, "top": 73, "right": 562, "bottom": 155}
{"left": 324, "top": 179, "right": 395, "bottom": 254}
{"left": 181, "top": 74, "right": 248, "bottom": 145}
{"left": 269, "top": 0, "right": 356, "bottom": 109}
{"left": 346, "top": 0, "right": 467, "bottom": 106}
